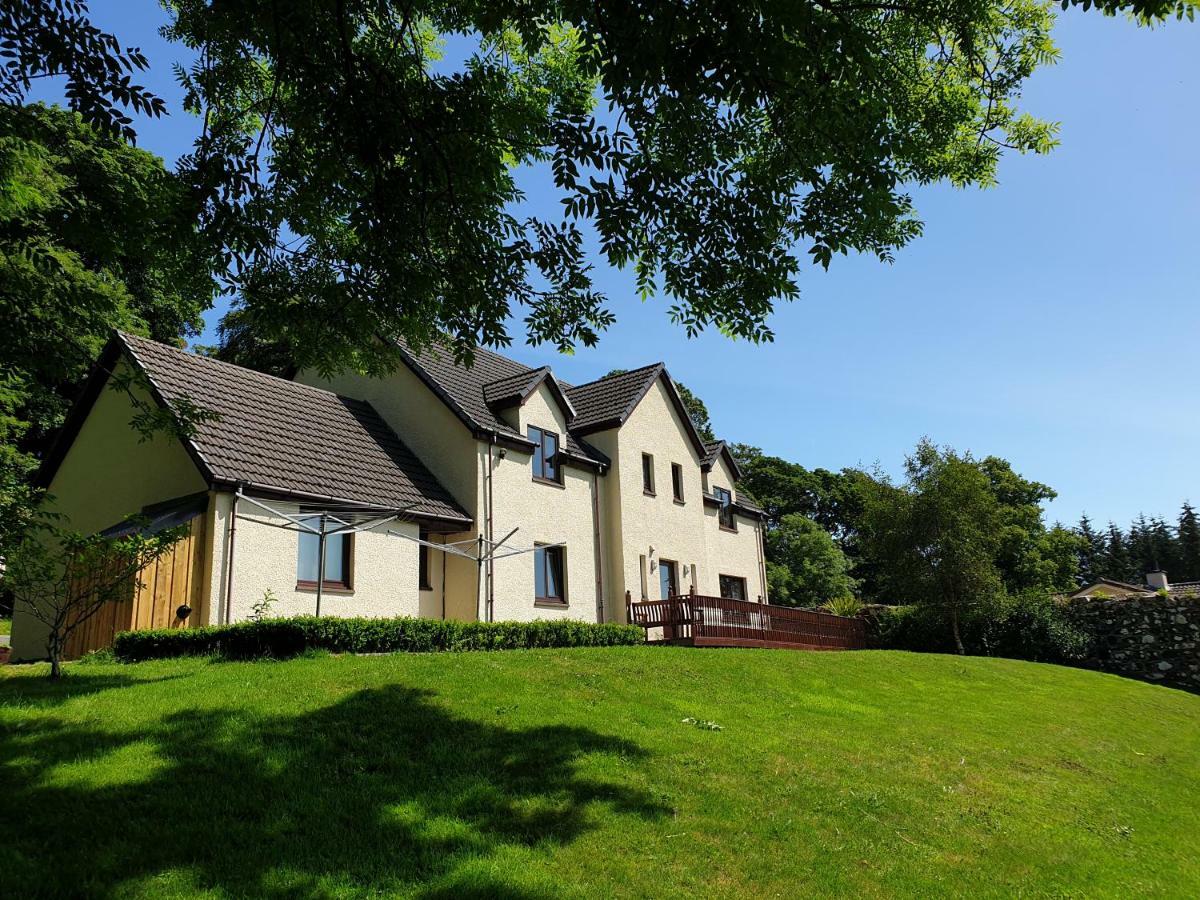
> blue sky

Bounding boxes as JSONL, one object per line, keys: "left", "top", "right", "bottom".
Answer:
{"left": 33, "top": 4, "right": 1199, "bottom": 529}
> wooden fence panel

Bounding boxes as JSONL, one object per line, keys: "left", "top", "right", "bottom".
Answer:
{"left": 629, "top": 593, "right": 865, "bottom": 651}
{"left": 61, "top": 515, "right": 206, "bottom": 659}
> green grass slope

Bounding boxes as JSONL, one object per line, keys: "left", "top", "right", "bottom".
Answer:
{"left": 2, "top": 647, "right": 1197, "bottom": 898}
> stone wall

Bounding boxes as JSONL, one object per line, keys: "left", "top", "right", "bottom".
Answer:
{"left": 1067, "top": 596, "right": 1200, "bottom": 692}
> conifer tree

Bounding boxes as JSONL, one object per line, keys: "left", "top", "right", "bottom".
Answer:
{"left": 1178, "top": 502, "right": 1200, "bottom": 583}
{"left": 1076, "top": 515, "right": 1104, "bottom": 585}
{"left": 1104, "top": 523, "right": 1133, "bottom": 583}
{"left": 1126, "top": 515, "right": 1154, "bottom": 580}
{"left": 1148, "top": 517, "right": 1179, "bottom": 578}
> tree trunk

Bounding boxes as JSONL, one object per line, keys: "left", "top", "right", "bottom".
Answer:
{"left": 950, "top": 606, "right": 965, "bottom": 655}
{"left": 49, "top": 650, "right": 62, "bottom": 679}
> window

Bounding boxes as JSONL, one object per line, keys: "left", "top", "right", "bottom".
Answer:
{"left": 297, "top": 517, "right": 352, "bottom": 590}
{"left": 671, "top": 463, "right": 685, "bottom": 503}
{"left": 642, "top": 453, "right": 655, "bottom": 495}
{"left": 529, "top": 426, "right": 561, "bottom": 483}
{"left": 534, "top": 544, "right": 566, "bottom": 604}
{"left": 659, "top": 558, "right": 679, "bottom": 599}
{"left": 714, "top": 486, "right": 736, "bottom": 531}
{"left": 419, "top": 529, "right": 431, "bottom": 590}
{"left": 719, "top": 574, "right": 747, "bottom": 602}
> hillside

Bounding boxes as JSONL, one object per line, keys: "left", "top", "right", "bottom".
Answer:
{"left": 2, "top": 647, "right": 1197, "bottom": 897}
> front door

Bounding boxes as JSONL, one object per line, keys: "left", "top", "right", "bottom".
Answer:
{"left": 659, "top": 559, "right": 679, "bottom": 599}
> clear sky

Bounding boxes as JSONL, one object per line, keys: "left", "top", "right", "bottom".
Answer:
{"left": 33, "top": 4, "right": 1199, "bottom": 529}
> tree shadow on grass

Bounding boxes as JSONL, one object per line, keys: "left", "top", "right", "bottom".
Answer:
{"left": 0, "top": 670, "right": 192, "bottom": 708}
{"left": 0, "top": 683, "right": 664, "bottom": 897}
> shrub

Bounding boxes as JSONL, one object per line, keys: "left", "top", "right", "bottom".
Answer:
{"left": 866, "top": 591, "right": 1089, "bottom": 663}
{"left": 821, "top": 596, "right": 863, "bottom": 618}
{"left": 113, "top": 616, "right": 643, "bottom": 662}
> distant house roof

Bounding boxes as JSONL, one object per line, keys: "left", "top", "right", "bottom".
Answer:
{"left": 41, "top": 333, "right": 471, "bottom": 527}
{"left": 1070, "top": 577, "right": 1200, "bottom": 601}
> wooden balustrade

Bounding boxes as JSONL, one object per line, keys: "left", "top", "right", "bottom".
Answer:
{"left": 627, "top": 591, "right": 865, "bottom": 651}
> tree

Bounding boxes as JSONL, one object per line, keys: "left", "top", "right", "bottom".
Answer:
{"left": 0, "top": 103, "right": 216, "bottom": 560}
{"left": 1103, "top": 523, "right": 1132, "bottom": 583}
{"left": 978, "top": 455, "right": 1081, "bottom": 594}
{"left": 1076, "top": 514, "right": 1105, "bottom": 585}
{"left": 728, "top": 445, "right": 865, "bottom": 541}
{"left": 151, "top": 0, "right": 1189, "bottom": 373}
{"left": 859, "top": 440, "right": 1005, "bottom": 654}
{"left": 6, "top": 1, "right": 1191, "bottom": 372}
{"left": 6, "top": 517, "right": 183, "bottom": 677}
{"left": 1178, "top": 502, "right": 1200, "bottom": 582}
{"left": 1, "top": 0, "right": 166, "bottom": 140}
{"left": 765, "top": 514, "right": 856, "bottom": 608}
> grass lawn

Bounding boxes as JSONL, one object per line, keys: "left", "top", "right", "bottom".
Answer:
{"left": 2, "top": 648, "right": 1198, "bottom": 898}
{"left": 0, "top": 616, "right": 10, "bottom": 636}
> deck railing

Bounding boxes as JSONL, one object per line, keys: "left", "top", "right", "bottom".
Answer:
{"left": 627, "top": 592, "right": 866, "bottom": 651}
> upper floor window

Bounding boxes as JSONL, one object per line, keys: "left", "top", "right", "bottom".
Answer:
{"left": 714, "top": 486, "right": 736, "bottom": 531}
{"left": 534, "top": 544, "right": 566, "bottom": 604}
{"left": 642, "top": 453, "right": 655, "bottom": 495}
{"left": 529, "top": 426, "right": 560, "bottom": 483}
{"left": 671, "top": 462, "right": 685, "bottom": 503}
{"left": 297, "top": 516, "right": 352, "bottom": 590}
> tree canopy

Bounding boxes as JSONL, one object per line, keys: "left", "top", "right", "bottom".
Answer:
{"left": 0, "top": 102, "right": 215, "bottom": 555}
{"left": 5, "top": 0, "right": 1188, "bottom": 375}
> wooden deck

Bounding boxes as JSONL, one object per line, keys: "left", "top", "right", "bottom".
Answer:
{"left": 627, "top": 592, "right": 866, "bottom": 651}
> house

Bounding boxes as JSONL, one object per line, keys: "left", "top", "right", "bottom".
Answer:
{"left": 1070, "top": 571, "right": 1200, "bottom": 600}
{"left": 10, "top": 332, "right": 767, "bottom": 661}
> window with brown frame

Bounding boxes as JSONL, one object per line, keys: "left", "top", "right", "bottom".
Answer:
{"left": 529, "top": 425, "right": 561, "bottom": 483}
{"left": 714, "top": 486, "right": 736, "bottom": 531}
{"left": 534, "top": 544, "right": 567, "bottom": 604}
{"left": 671, "top": 462, "right": 685, "bottom": 502}
{"left": 642, "top": 453, "right": 655, "bottom": 495}
{"left": 719, "top": 574, "right": 747, "bottom": 602}
{"left": 296, "top": 517, "right": 353, "bottom": 590}
{"left": 418, "top": 528, "right": 432, "bottom": 590}
{"left": 659, "top": 558, "right": 679, "bottom": 599}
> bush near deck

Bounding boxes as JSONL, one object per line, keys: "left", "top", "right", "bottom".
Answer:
{"left": 112, "top": 616, "right": 642, "bottom": 661}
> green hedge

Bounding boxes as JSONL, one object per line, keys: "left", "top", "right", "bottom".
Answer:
{"left": 112, "top": 616, "right": 643, "bottom": 662}
{"left": 866, "top": 592, "right": 1090, "bottom": 663}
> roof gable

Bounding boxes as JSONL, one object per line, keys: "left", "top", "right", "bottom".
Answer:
{"left": 482, "top": 367, "right": 577, "bottom": 421}
{"left": 43, "top": 333, "right": 471, "bottom": 525}
{"left": 565, "top": 365, "right": 709, "bottom": 459}
{"left": 395, "top": 339, "right": 603, "bottom": 468}
{"left": 701, "top": 439, "right": 743, "bottom": 481}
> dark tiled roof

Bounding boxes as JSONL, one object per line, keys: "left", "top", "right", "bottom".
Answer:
{"left": 121, "top": 333, "right": 469, "bottom": 523}
{"left": 702, "top": 440, "right": 724, "bottom": 468}
{"left": 482, "top": 367, "right": 550, "bottom": 407}
{"left": 398, "top": 340, "right": 603, "bottom": 467}
{"left": 565, "top": 364, "right": 664, "bottom": 432}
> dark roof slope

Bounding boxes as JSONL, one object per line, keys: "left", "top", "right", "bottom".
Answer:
{"left": 118, "top": 334, "right": 469, "bottom": 523}
{"left": 397, "top": 340, "right": 603, "bottom": 467}
{"left": 701, "top": 438, "right": 743, "bottom": 480}
{"left": 566, "top": 364, "right": 664, "bottom": 432}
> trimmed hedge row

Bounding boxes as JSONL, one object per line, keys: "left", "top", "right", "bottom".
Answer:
{"left": 112, "top": 616, "right": 643, "bottom": 662}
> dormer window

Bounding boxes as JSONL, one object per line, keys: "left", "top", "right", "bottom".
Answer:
{"left": 714, "top": 486, "right": 736, "bottom": 531}
{"left": 529, "top": 426, "right": 561, "bottom": 484}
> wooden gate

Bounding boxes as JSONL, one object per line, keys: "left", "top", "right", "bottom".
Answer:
{"left": 63, "top": 512, "right": 207, "bottom": 659}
